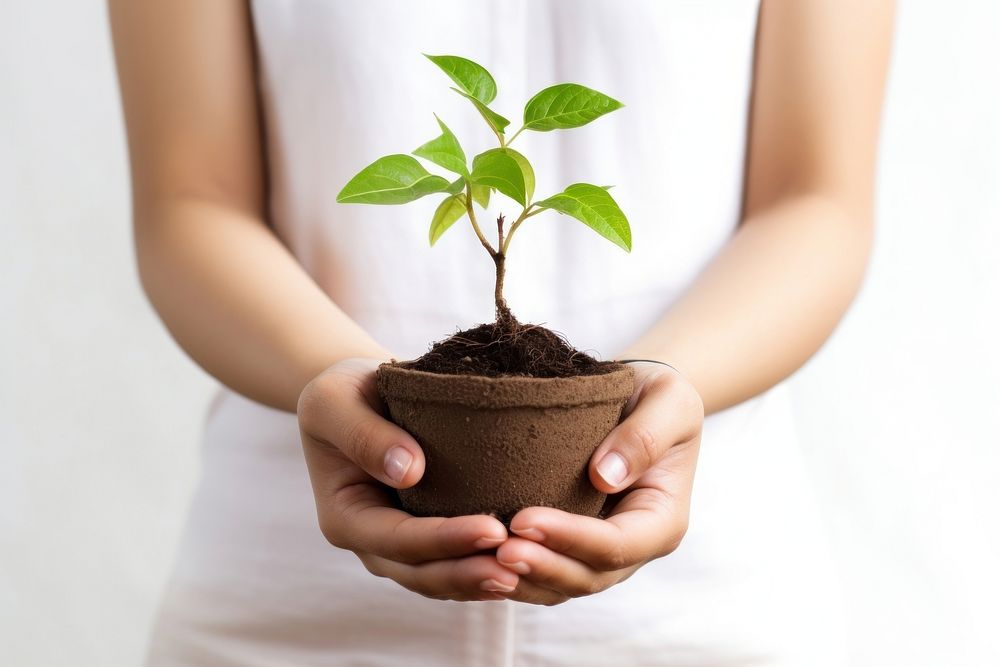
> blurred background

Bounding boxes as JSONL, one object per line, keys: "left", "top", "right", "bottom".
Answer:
{"left": 2, "top": 1, "right": 998, "bottom": 665}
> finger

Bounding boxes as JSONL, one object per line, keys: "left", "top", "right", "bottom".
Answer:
{"left": 500, "top": 578, "right": 572, "bottom": 607}
{"left": 298, "top": 359, "right": 425, "bottom": 489}
{"left": 509, "top": 494, "right": 687, "bottom": 572}
{"left": 318, "top": 479, "right": 509, "bottom": 564}
{"left": 360, "top": 553, "right": 519, "bottom": 602}
{"left": 497, "top": 537, "right": 619, "bottom": 599}
{"left": 589, "top": 370, "right": 703, "bottom": 493}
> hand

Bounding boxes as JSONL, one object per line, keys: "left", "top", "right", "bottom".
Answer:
{"left": 298, "top": 358, "right": 520, "bottom": 601}
{"left": 494, "top": 362, "right": 703, "bottom": 605}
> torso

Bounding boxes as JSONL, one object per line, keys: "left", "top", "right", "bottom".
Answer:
{"left": 145, "top": 3, "right": 848, "bottom": 664}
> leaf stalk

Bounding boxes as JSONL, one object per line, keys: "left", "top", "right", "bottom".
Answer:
{"left": 505, "top": 125, "right": 526, "bottom": 147}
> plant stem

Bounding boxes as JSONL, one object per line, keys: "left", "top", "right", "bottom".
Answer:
{"left": 465, "top": 183, "right": 496, "bottom": 256}
{"left": 493, "top": 215, "right": 512, "bottom": 319}
{"left": 505, "top": 125, "right": 526, "bottom": 147}
{"left": 493, "top": 250, "right": 510, "bottom": 320}
{"left": 465, "top": 184, "right": 510, "bottom": 319}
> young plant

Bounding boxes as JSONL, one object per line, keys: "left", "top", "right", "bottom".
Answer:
{"left": 337, "top": 54, "right": 631, "bottom": 321}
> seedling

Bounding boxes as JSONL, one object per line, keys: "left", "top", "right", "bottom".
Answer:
{"left": 337, "top": 54, "right": 630, "bottom": 321}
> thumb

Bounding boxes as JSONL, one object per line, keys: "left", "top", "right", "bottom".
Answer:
{"left": 298, "top": 361, "right": 425, "bottom": 489}
{"left": 589, "top": 371, "right": 703, "bottom": 493}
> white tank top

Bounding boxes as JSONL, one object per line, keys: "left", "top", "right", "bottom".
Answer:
{"left": 254, "top": 0, "right": 755, "bottom": 360}
{"left": 145, "top": 3, "right": 849, "bottom": 664}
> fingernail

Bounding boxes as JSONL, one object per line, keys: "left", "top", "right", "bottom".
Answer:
{"left": 511, "top": 526, "right": 545, "bottom": 542}
{"left": 597, "top": 451, "right": 628, "bottom": 487}
{"left": 384, "top": 446, "right": 413, "bottom": 484}
{"left": 480, "top": 578, "right": 516, "bottom": 593}
{"left": 499, "top": 559, "right": 531, "bottom": 575}
{"left": 473, "top": 536, "right": 506, "bottom": 550}
{"left": 480, "top": 593, "right": 507, "bottom": 602}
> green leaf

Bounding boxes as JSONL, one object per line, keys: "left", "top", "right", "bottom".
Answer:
{"left": 451, "top": 88, "right": 510, "bottom": 138}
{"left": 337, "top": 154, "right": 451, "bottom": 205}
{"left": 470, "top": 183, "right": 491, "bottom": 209}
{"left": 445, "top": 177, "right": 465, "bottom": 195}
{"left": 429, "top": 193, "right": 468, "bottom": 246}
{"left": 471, "top": 149, "right": 526, "bottom": 206}
{"left": 502, "top": 148, "right": 535, "bottom": 204}
{"left": 423, "top": 54, "right": 497, "bottom": 104}
{"left": 522, "top": 83, "right": 624, "bottom": 131}
{"left": 535, "top": 183, "right": 631, "bottom": 251}
{"left": 412, "top": 114, "right": 468, "bottom": 177}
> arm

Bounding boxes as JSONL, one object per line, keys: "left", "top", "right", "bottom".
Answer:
{"left": 109, "top": 0, "right": 515, "bottom": 601}
{"left": 108, "top": 0, "right": 386, "bottom": 413}
{"left": 496, "top": 0, "right": 895, "bottom": 605}
{"left": 622, "top": 0, "right": 896, "bottom": 414}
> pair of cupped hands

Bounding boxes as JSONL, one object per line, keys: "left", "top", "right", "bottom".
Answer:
{"left": 297, "top": 358, "right": 703, "bottom": 606}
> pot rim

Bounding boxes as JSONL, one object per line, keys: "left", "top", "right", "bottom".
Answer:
{"left": 376, "top": 362, "right": 635, "bottom": 409}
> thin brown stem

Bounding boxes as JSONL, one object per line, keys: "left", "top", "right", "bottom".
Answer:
{"left": 493, "top": 252, "right": 511, "bottom": 321}
{"left": 465, "top": 186, "right": 509, "bottom": 319}
{"left": 492, "top": 214, "right": 511, "bottom": 320}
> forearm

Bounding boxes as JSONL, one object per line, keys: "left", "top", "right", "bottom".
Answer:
{"left": 136, "top": 197, "right": 389, "bottom": 412}
{"left": 621, "top": 194, "right": 872, "bottom": 414}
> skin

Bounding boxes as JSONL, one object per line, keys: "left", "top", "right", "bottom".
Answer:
{"left": 110, "top": 0, "right": 895, "bottom": 605}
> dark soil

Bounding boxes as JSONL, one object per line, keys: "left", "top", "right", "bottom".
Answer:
{"left": 401, "top": 311, "right": 618, "bottom": 378}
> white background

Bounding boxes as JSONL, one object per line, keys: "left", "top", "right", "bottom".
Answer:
{"left": 2, "top": 1, "right": 998, "bottom": 665}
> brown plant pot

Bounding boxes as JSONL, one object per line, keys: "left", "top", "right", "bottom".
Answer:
{"left": 375, "top": 362, "right": 635, "bottom": 525}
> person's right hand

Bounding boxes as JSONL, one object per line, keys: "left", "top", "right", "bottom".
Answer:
{"left": 297, "top": 358, "right": 518, "bottom": 601}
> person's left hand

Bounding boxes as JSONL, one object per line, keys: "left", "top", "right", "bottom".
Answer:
{"left": 494, "top": 362, "right": 703, "bottom": 605}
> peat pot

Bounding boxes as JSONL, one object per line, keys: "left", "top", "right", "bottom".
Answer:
{"left": 375, "top": 362, "right": 635, "bottom": 524}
